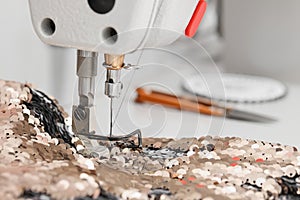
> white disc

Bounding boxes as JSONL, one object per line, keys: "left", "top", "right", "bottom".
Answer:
{"left": 183, "top": 73, "right": 287, "bottom": 103}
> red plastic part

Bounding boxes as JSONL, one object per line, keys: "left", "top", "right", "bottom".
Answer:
{"left": 185, "top": 0, "right": 207, "bottom": 38}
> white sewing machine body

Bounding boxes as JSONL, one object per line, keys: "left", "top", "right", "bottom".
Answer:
{"left": 28, "top": 0, "right": 199, "bottom": 54}
{"left": 27, "top": 0, "right": 206, "bottom": 144}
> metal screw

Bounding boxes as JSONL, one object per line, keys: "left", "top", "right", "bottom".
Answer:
{"left": 74, "top": 107, "right": 86, "bottom": 121}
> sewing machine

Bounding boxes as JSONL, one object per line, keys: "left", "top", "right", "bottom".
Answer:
{"left": 28, "top": 0, "right": 206, "bottom": 141}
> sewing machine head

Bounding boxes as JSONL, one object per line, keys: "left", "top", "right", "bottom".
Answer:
{"left": 28, "top": 0, "right": 205, "bottom": 53}
{"left": 28, "top": 0, "right": 206, "bottom": 141}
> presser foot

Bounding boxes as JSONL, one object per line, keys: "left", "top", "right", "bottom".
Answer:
{"left": 77, "top": 129, "right": 143, "bottom": 149}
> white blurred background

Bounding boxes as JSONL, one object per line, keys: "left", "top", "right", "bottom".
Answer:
{"left": 1, "top": 0, "right": 299, "bottom": 147}
{"left": 223, "top": 0, "right": 300, "bottom": 83}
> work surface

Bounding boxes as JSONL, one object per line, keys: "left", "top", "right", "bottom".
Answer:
{"left": 0, "top": 80, "right": 299, "bottom": 200}
{"left": 1, "top": 40, "right": 299, "bottom": 149}
{"left": 92, "top": 59, "right": 300, "bottom": 149}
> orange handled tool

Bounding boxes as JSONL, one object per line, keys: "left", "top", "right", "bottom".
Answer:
{"left": 135, "top": 88, "right": 276, "bottom": 123}
{"left": 135, "top": 88, "right": 224, "bottom": 117}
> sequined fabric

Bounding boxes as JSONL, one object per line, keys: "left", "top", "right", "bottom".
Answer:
{"left": 0, "top": 80, "right": 299, "bottom": 200}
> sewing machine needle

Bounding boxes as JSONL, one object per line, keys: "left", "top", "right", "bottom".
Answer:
{"left": 109, "top": 98, "right": 113, "bottom": 137}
